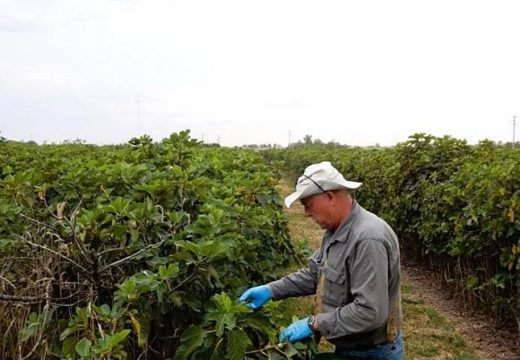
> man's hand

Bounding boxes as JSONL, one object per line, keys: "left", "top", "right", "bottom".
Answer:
{"left": 279, "top": 317, "right": 314, "bottom": 343}
{"left": 239, "top": 285, "right": 272, "bottom": 309}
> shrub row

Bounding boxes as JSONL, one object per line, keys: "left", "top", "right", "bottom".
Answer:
{"left": 0, "top": 131, "right": 306, "bottom": 359}
{"left": 265, "top": 134, "right": 520, "bottom": 329}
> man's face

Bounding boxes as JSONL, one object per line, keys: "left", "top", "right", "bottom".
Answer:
{"left": 300, "top": 193, "right": 334, "bottom": 229}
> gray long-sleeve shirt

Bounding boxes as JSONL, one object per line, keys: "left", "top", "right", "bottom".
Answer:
{"left": 268, "top": 201, "right": 402, "bottom": 348}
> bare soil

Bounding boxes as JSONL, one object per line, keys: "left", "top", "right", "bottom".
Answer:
{"left": 402, "top": 259, "right": 520, "bottom": 360}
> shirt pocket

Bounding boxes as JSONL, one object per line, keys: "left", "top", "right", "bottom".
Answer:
{"left": 321, "top": 265, "right": 347, "bottom": 307}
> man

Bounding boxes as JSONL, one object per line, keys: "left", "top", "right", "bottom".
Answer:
{"left": 239, "top": 161, "right": 403, "bottom": 359}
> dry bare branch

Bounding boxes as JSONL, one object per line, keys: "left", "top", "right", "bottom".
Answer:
{"left": 101, "top": 234, "right": 169, "bottom": 272}
{"left": 19, "top": 213, "right": 60, "bottom": 233}
{"left": 0, "top": 275, "right": 16, "bottom": 289}
{"left": 20, "top": 283, "right": 52, "bottom": 360}
{"left": 16, "top": 235, "right": 94, "bottom": 283}
{"left": 0, "top": 294, "right": 43, "bottom": 304}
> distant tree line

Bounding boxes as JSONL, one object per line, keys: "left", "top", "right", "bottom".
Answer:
{"left": 289, "top": 134, "right": 347, "bottom": 148}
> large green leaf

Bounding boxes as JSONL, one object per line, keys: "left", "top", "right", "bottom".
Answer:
{"left": 205, "top": 292, "right": 250, "bottom": 337}
{"left": 226, "top": 329, "right": 251, "bottom": 360}
{"left": 244, "top": 315, "right": 277, "bottom": 344}
{"left": 174, "top": 325, "right": 206, "bottom": 360}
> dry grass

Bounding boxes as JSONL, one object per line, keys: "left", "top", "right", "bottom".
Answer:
{"left": 401, "top": 283, "right": 481, "bottom": 359}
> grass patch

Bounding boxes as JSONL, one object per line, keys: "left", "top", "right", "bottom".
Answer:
{"left": 402, "top": 283, "right": 480, "bottom": 359}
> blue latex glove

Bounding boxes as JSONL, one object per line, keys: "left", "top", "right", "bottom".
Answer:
{"left": 239, "top": 285, "right": 272, "bottom": 309}
{"left": 279, "top": 317, "right": 314, "bottom": 343}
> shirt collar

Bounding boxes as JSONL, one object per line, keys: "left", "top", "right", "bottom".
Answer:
{"left": 325, "top": 200, "right": 359, "bottom": 243}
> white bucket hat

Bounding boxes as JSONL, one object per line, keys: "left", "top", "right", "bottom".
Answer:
{"left": 284, "top": 161, "right": 362, "bottom": 208}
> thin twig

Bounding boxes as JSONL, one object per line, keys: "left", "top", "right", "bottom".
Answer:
{"left": 100, "top": 185, "right": 111, "bottom": 201}
{"left": 43, "top": 199, "right": 92, "bottom": 265}
{"left": 98, "top": 246, "right": 127, "bottom": 256}
{"left": 245, "top": 343, "right": 284, "bottom": 356}
{"left": 53, "top": 297, "right": 90, "bottom": 307}
{"left": 0, "top": 275, "right": 16, "bottom": 289}
{"left": 2, "top": 317, "right": 17, "bottom": 359}
{"left": 16, "top": 235, "right": 93, "bottom": 283}
{"left": 0, "top": 259, "right": 14, "bottom": 278}
{"left": 155, "top": 204, "right": 165, "bottom": 221}
{"left": 0, "top": 294, "right": 43, "bottom": 304}
{"left": 62, "top": 199, "right": 92, "bottom": 264}
{"left": 171, "top": 267, "right": 199, "bottom": 292}
{"left": 101, "top": 235, "right": 169, "bottom": 271}
{"left": 20, "top": 283, "right": 52, "bottom": 360}
{"left": 19, "top": 214, "right": 60, "bottom": 233}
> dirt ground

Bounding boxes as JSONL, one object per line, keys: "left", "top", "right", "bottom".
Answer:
{"left": 402, "top": 259, "right": 520, "bottom": 360}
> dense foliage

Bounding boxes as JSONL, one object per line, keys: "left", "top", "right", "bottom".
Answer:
{"left": 265, "top": 134, "right": 520, "bottom": 330}
{"left": 0, "top": 131, "right": 311, "bottom": 359}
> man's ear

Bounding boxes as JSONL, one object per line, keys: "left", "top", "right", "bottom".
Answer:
{"left": 326, "top": 191, "right": 336, "bottom": 204}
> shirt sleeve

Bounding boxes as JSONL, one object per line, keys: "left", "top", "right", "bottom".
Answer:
{"left": 316, "top": 239, "right": 389, "bottom": 338}
{"left": 267, "top": 249, "right": 320, "bottom": 300}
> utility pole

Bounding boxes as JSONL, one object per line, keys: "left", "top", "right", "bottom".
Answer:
{"left": 288, "top": 130, "right": 291, "bottom": 148}
{"left": 217, "top": 135, "right": 220, "bottom": 145}
{"left": 513, "top": 115, "right": 517, "bottom": 149}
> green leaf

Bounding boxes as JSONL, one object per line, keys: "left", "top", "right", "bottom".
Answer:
{"left": 61, "top": 337, "right": 78, "bottom": 359}
{"left": 117, "top": 279, "right": 138, "bottom": 301}
{"left": 107, "top": 329, "right": 131, "bottom": 348}
{"left": 206, "top": 307, "right": 236, "bottom": 337}
{"left": 19, "top": 312, "right": 40, "bottom": 342}
{"left": 60, "top": 324, "right": 81, "bottom": 341}
{"left": 226, "top": 329, "right": 251, "bottom": 360}
{"left": 158, "top": 263, "right": 180, "bottom": 280}
{"left": 174, "top": 325, "right": 206, "bottom": 360}
{"left": 92, "top": 329, "right": 130, "bottom": 355}
{"left": 96, "top": 304, "right": 111, "bottom": 317}
{"left": 243, "top": 315, "right": 277, "bottom": 344}
{"left": 268, "top": 352, "right": 285, "bottom": 360}
{"left": 75, "top": 337, "right": 92, "bottom": 357}
{"left": 283, "top": 342, "right": 300, "bottom": 357}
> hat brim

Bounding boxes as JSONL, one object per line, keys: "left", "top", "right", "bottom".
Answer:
{"left": 284, "top": 180, "right": 362, "bottom": 208}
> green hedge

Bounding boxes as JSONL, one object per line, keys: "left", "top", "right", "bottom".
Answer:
{"left": 265, "top": 133, "right": 520, "bottom": 328}
{"left": 0, "top": 132, "right": 309, "bottom": 359}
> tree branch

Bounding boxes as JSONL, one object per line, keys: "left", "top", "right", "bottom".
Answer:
{"left": 0, "top": 294, "right": 43, "bottom": 304}
{"left": 61, "top": 199, "right": 92, "bottom": 264}
{"left": 100, "top": 235, "right": 169, "bottom": 272}
{"left": 19, "top": 213, "right": 60, "bottom": 233}
{"left": 16, "top": 234, "right": 94, "bottom": 283}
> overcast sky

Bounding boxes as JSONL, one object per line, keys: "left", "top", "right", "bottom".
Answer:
{"left": 1, "top": 1, "right": 519, "bottom": 146}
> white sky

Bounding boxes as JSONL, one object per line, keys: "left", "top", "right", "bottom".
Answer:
{"left": 1, "top": 0, "right": 519, "bottom": 146}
